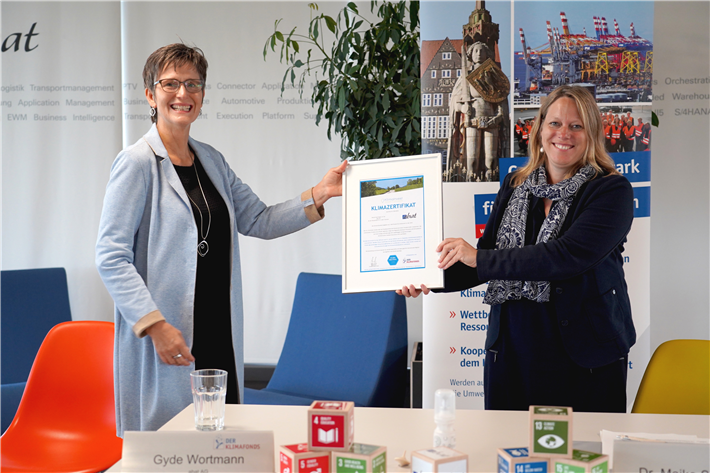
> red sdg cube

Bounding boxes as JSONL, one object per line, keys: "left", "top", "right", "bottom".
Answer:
{"left": 307, "top": 401, "right": 355, "bottom": 452}
{"left": 279, "top": 443, "right": 330, "bottom": 473}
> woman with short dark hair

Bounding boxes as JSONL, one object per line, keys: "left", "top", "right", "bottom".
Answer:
{"left": 96, "top": 43, "right": 346, "bottom": 435}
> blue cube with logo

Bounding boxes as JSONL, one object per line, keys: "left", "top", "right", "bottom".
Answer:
{"left": 497, "top": 447, "right": 549, "bottom": 473}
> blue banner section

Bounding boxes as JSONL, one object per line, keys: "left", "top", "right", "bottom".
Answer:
{"left": 500, "top": 155, "right": 650, "bottom": 218}
{"left": 474, "top": 193, "right": 498, "bottom": 238}
{"left": 474, "top": 193, "right": 497, "bottom": 224}
{"left": 611, "top": 151, "right": 651, "bottom": 182}
{"left": 503, "top": 153, "right": 651, "bottom": 184}
{"left": 500, "top": 157, "right": 529, "bottom": 184}
{"left": 633, "top": 186, "right": 651, "bottom": 218}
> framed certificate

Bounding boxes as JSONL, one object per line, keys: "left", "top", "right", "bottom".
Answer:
{"left": 342, "top": 153, "right": 444, "bottom": 293}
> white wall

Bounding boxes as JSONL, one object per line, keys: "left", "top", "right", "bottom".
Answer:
{"left": 649, "top": 2, "right": 710, "bottom": 350}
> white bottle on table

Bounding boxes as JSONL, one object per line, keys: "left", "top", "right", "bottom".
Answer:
{"left": 433, "top": 388, "right": 456, "bottom": 448}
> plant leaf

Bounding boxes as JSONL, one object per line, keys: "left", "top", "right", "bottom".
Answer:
{"left": 324, "top": 15, "right": 337, "bottom": 33}
{"left": 264, "top": 0, "right": 421, "bottom": 160}
{"left": 338, "top": 86, "right": 346, "bottom": 111}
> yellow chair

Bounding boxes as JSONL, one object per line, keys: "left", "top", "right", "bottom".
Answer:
{"left": 632, "top": 339, "right": 710, "bottom": 415}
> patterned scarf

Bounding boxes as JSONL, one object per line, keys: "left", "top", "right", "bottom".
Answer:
{"left": 483, "top": 164, "right": 596, "bottom": 305}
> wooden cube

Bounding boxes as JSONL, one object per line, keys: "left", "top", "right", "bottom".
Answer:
{"left": 552, "top": 450, "right": 609, "bottom": 473}
{"left": 331, "top": 443, "right": 386, "bottom": 473}
{"left": 279, "top": 443, "right": 331, "bottom": 473}
{"left": 411, "top": 446, "right": 468, "bottom": 473}
{"left": 308, "top": 401, "right": 355, "bottom": 452}
{"left": 497, "top": 447, "right": 550, "bottom": 473}
{"left": 529, "top": 406, "right": 573, "bottom": 459}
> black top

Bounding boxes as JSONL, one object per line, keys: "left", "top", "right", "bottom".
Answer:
{"left": 441, "top": 172, "right": 635, "bottom": 369}
{"left": 174, "top": 155, "right": 240, "bottom": 403}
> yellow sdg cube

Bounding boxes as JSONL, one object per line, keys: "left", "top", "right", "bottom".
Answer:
{"left": 552, "top": 450, "right": 609, "bottom": 473}
{"left": 331, "top": 443, "right": 386, "bottom": 473}
{"left": 411, "top": 446, "right": 468, "bottom": 473}
{"left": 529, "top": 406, "right": 573, "bottom": 459}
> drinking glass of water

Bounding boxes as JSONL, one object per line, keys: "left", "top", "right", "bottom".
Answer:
{"left": 190, "top": 369, "right": 227, "bottom": 431}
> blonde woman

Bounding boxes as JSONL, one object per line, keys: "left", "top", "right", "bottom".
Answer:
{"left": 401, "top": 85, "right": 635, "bottom": 412}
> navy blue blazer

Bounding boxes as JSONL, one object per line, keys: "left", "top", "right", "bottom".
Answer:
{"left": 442, "top": 171, "right": 636, "bottom": 369}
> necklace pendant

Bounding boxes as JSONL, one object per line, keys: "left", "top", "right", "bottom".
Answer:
{"left": 197, "top": 240, "right": 209, "bottom": 257}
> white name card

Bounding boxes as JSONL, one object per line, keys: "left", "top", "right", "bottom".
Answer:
{"left": 121, "top": 430, "right": 275, "bottom": 473}
{"left": 612, "top": 438, "right": 709, "bottom": 473}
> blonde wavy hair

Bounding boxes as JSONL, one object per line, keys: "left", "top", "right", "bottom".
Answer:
{"left": 512, "top": 85, "right": 619, "bottom": 187}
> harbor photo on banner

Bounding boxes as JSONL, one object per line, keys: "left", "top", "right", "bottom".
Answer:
{"left": 420, "top": 1, "right": 653, "bottom": 410}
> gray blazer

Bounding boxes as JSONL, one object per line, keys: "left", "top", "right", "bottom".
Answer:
{"left": 96, "top": 124, "right": 318, "bottom": 436}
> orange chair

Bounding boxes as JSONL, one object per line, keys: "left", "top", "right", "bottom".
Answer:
{"left": 1, "top": 321, "right": 123, "bottom": 472}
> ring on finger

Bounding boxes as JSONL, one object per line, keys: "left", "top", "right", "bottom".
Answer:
{"left": 172, "top": 353, "right": 183, "bottom": 359}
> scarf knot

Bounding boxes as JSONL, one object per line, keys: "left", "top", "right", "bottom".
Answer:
{"left": 483, "top": 165, "right": 595, "bottom": 305}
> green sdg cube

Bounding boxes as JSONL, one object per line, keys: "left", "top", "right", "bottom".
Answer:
{"left": 332, "top": 443, "right": 386, "bottom": 473}
{"left": 552, "top": 450, "right": 609, "bottom": 473}
{"left": 529, "top": 406, "right": 573, "bottom": 459}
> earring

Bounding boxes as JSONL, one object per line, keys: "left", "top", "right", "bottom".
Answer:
{"left": 150, "top": 107, "right": 156, "bottom": 117}
{"left": 540, "top": 146, "right": 544, "bottom": 154}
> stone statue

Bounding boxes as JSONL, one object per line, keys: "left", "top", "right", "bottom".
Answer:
{"left": 446, "top": 41, "right": 509, "bottom": 182}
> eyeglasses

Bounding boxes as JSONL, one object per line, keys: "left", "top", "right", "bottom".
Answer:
{"left": 153, "top": 79, "right": 204, "bottom": 93}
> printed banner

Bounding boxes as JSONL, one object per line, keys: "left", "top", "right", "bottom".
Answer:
{"left": 421, "top": 1, "right": 653, "bottom": 411}
{"left": 423, "top": 182, "right": 499, "bottom": 410}
{"left": 2, "top": 1, "right": 123, "bottom": 325}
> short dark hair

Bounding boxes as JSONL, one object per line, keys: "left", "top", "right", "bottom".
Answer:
{"left": 143, "top": 43, "right": 208, "bottom": 123}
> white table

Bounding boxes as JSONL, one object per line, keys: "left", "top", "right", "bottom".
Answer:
{"left": 108, "top": 404, "right": 710, "bottom": 472}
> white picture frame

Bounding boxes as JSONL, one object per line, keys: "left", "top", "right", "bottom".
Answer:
{"left": 342, "top": 153, "right": 444, "bottom": 293}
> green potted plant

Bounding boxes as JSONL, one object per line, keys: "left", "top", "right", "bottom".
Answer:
{"left": 264, "top": 1, "right": 420, "bottom": 160}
